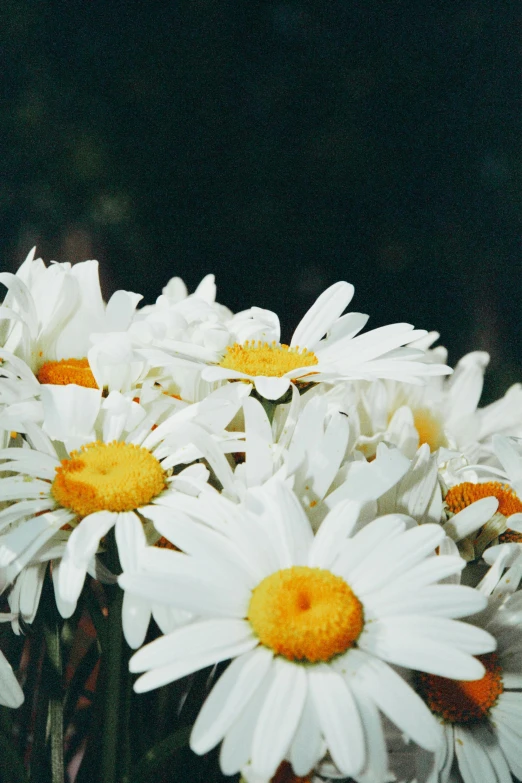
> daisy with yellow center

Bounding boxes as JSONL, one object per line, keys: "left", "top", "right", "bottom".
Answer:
{"left": 354, "top": 349, "right": 517, "bottom": 462}
{"left": 0, "top": 250, "right": 146, "bottom": 416}
{"left": 188, "top": 281, "right": 451, "bottom": 400}
{"left": 411, "top": 592, "right": 522, "bottom": 783}
{"left": 442, "top": 436, "right": 522, "bottom": 560}
{"left": 0, "top": 383, "right": 250, "bottom": 620}
{"left": 121, "top": 480, "right": 494, "bottom": 782}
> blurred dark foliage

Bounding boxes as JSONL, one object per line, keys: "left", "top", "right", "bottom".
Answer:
{"left": 0, "top": 0, "right": 520, "bottom": 400}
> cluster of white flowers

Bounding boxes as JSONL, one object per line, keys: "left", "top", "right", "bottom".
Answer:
{"left": 1, "top": 249, "right": 522, "bottom": 783}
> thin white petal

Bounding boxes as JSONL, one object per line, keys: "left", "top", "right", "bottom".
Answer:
{"left": 309, "top": 665, "right": 365, "bottom": 777}
{"left": 253, "top": 376, "right": 291, "bottom": 401}
{"left": 191, "top": 647, "right": 273, "bottom": 755}
{"left": 251, "top": 658, "right": 307, "bottom": 780}
{"left": 290, "top": 281, "right": 354, "bottom": 349}
{"left": 219, "top": 663, "right": 274, "bottom": 775}
{"left": 115, "top": 512, "right": 146, "bottom": 573}
{"left": 122, "top": 591, "right": 151, "bottom": 649}
{"left": 356, "top": 655, "right": 442, "bottom": 752}
{"left": 289, "top": 686, "right": 323, "bottom": 777}
{"left": 445, "top": 497, "right": 499, "bottom": 542}
{"left": 130, "top": 618, "right": 255, "bottom": 672}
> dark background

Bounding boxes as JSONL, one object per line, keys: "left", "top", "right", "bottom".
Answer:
{"left": 1, "top": 0, "right": 520, "bottom": 399}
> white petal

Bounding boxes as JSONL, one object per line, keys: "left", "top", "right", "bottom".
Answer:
{"left": 219, "top": 663, "right": 274, "bottom": 775}
{"left": 445, "top": 497, "right": 499, "bottom": 542}
{"left": 349, "top": 682, "right": 387, "bottom": 783}
{"left": 65, "top": 511, "right": 116, "bottom": 565}
{"left": 122, "top": 591, "right": 151, "bottom": 649}
{"left": 201, "top": 366, "right": 251, "bottom": 382}
{"left": 104, "top": 289, "right": 142, "bottom": 331}
{"left": 455, "top": 723, "right": 510, "bottom": 783}
{"left": 251, "top": 658, "right": 307, "bottom": 780}
{"left": 314, "top": 312, "right": 370, "bottom": 362}
{"left": 40, "top": 384, "right": 102, "bottom": 450}
{"left": 290, "top": 281, "right": 354, "bottom": 349}
{"left": 349, "top": 524, "right": 445, "bottom": 596}
{"left": 243, "top": 396, "right": 274, "bottom": 488}
{"left": 359, "top": 622, "right": 491, "bottom": 680}
{"left": 119, "top": 569, "right": 249, "bottom": 618}
{"left": 289, "top": 686, "right": 324, "bottom": 777}
{"left": 377, "top": 555, "right": 464, "bottom": 596}
{"left": 143, "top": 505, "right": 258, "bottom": 588}
{"left": 18, "top": 562, "right": 46, "bottom": 624}
{"left": 308, "top": 411, "right": 350, "bottom": 500}
{"left": 331, "top": 514, "right": 407, "bottom": 582}
{"left": 309, "top": 665, "right": 365, "bottom": 777}
{"left": 115, "top": 512, "right": 146, "bottom": 573}
{"left": 356, "top": 655, "right": 442, "bottom": 752}
{"left": 253, "top": 376, "right": 291, "bottom": 401}
{"left": 130, "top": 618, "right": 255, "bottom": 672}
{"left": 191, "top": 647, "right": 273, "bottom": 755}
{"left": 493, "top": 435, "right": 522, "bottom": 483}
{"left": 364, "top": 584, "right": 487, "bottom": 620}
{"left": 309, "top": 499, "right": 362, "bottom": 569}
{"left": 0, "top": 509, "right": 72, "bottom": 578}
{"left": 133, "top": 635, "right": 258, "bottom": 694}
{"left": 326, "top": 442, "right": 410, "bottom": 506}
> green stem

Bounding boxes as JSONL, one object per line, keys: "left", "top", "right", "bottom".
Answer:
{"left": 99, "top": 532, "right": 124, "bottom": 783}
{"left": 43, "top": 607, "right": 64, "bottom": 783}
{"left": 255, "top": 394, "right": 278, "bottom": 424}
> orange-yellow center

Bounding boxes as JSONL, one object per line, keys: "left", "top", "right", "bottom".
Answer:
{"left": 37, "top": 357, "right": 98, "bottom": 389}
{"left": 445, "top": 481, "right": 522, "bottom": 543}
{"left": 219, "top": 341, "right": 318, "bottom": 378}
{"left": 412, "top": 407, "right": 448, "bottom": 452}
{"left": 418, "top": 653, "right": 503, "bottom": 723}
{"left": 51, "top": 441, "right": 166, "bottom": 517}
{"left": 248, "top": 566, "right": 363, "bottom": 663}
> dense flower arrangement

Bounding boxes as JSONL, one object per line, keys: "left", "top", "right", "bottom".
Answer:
{"left": 0, "top": 249, "right": 522, "bottom": 783}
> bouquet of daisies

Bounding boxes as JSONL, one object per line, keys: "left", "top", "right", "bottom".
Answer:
{"left": 0, "top": 248, "right": 521, "bottom": 783}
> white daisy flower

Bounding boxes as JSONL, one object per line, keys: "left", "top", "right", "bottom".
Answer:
{"left": 378, "top": 444, "right": 500, "bottom": 556}
{"left": 121, "top": 480, "right": 494, "bottom": 782}
{"left": 442, "top": 436, "right": 522, "bottom": 560}
{"left": 0, "top": 382, "right": 249, "bottom": 619}
{"left": 145, "top": 281, "right": 451, "bottom": 401}
{"left": 347, "top": 350, "right": 522, "bottom": 462}
{"left": 0, "top": 248, "right": 145, "bottom": 394}
{"left": 411, "top": 590, "right": 522, "bottom": 783}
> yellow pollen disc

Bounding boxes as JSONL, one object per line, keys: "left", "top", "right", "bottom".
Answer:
{"left": 248, "top": 566, "right": 363, "bottom": 663}
{"left": 219, "top": 341, "right": 318, "bottom": 378}
{"left": 412, "top": 408, "right": 448, "bottom": 451}
{"left": 445, "top": 481, "right": 522, "bottom": 542}
{"left": 419, "top": 653, "right": 503, "bottom": 723}
{"left": 51, "top": 441, "right": 166, "bottom": 517}
{"left": 37, "top": 358, "right": 98, "bottom": 389}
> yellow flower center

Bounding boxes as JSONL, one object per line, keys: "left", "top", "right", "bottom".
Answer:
{"left": 248, "top": 566, "right": 363, "bottom": 663}
{"left": 412, "top": 407, "right": 448, "bottom": 451}
{"left": 418, "top": 653, "right": 503, "bottom": 723}
{"left": 219, "top": 341, "right": 318, "bottom": 378}
{"left": 51, "top": 441, "right": 166, "bottom": 517}
{"left": 445, "top": 481, "right": 522, "bottom": 543}
{"left": 37, "top": 357, "right": 98, "bottom": 389}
